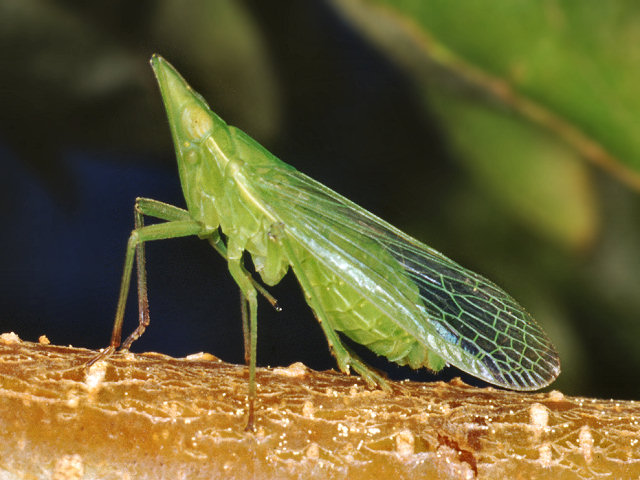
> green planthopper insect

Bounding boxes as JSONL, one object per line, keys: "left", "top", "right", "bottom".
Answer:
{"left": 93, "top": 54, "right": 560, "bottom": 429}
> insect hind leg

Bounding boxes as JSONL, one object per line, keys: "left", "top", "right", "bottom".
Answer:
{"left": 274, "top": 227, "right": 390, "bottom": 391}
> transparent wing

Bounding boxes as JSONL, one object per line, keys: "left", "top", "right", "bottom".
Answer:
{"left": 245, "top": 161, "right": 560, "bottom": 390}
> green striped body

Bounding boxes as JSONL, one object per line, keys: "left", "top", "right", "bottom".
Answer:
{"left": 150, "top": 55, "right": 560, "bottom": 393}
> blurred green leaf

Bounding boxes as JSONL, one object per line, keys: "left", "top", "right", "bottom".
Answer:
{"left": 331, "top": 0, "right": 640, "bottom": 247}
{"left": 431, "top": 91, "right": 597, "bottom": 248}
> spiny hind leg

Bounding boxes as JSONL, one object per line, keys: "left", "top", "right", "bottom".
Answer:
{"left": 317, "top": 323, "right": 391, "bottom": 391}
{"left": 274, "top": 227, "right": 389, "bottom": 391}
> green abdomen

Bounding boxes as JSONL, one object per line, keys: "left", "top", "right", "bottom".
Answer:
{"left": 295, "top": 249, "right": 436, "bottom": 371}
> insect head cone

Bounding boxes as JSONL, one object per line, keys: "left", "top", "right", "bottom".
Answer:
{"left": 150, "top": 54, "right": 229, "bottom": 231}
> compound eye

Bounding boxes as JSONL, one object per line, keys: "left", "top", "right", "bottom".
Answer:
{"left": 181, "top": 103, "right": 213, "bottom": 141}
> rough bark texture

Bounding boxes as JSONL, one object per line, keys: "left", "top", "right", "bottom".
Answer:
{"left": 0, "top": 332, "right": 638, "bottom": 479}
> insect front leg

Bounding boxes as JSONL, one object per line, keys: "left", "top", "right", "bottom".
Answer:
{"left": 225, "top": 240, "right": 259, "bottom": 431}
{"left": 121, "top": 198, "right": 194, "bottom": 351}
{"left": 126, "top": 201, "right": 149, "bottom": 351}
{"left": 126, "top": 198, "right": 194, "bottom": 350}
{"left": 88, "top": 217, "right": 202, "bottom": 366}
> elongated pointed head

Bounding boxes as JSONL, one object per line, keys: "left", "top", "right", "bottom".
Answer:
{"left": 150, "top": 54, "right": 230, "bottom": 230}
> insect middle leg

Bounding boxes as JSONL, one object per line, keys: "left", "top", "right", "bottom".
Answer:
{"left": 225, "top": 240, "right": 259, "bottom": 431}
{"left": 207, "top": 235, "right": 279, "bottom": 367}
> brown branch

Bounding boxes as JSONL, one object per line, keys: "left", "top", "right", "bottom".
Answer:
{"left": 0, "top": 333, "right": 638, "bottom": 479}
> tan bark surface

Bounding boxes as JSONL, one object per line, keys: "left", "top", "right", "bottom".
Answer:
{"left": 0, "top": 333, "right": 638, "bottom": 479}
